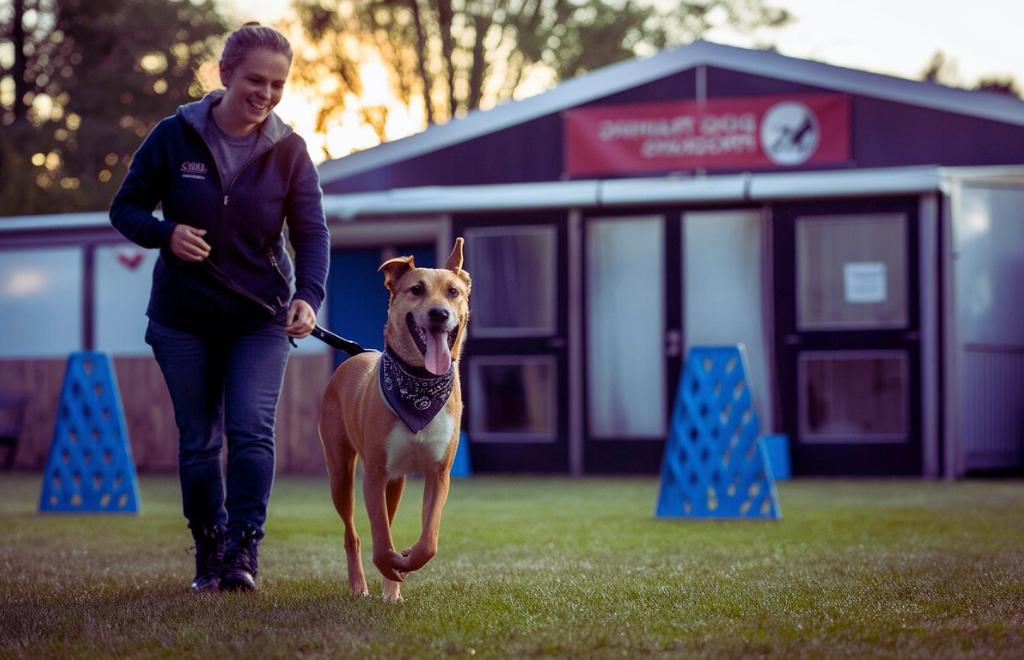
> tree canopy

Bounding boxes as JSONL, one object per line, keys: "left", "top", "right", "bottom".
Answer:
{"left": 920, "top": 50, "right": 1020, "bottom": 99}
{"left": 291, "top": 0, "right": 791, "bottom": 157}
{"left": 0, "top": 0, "right": 226, "bottom": 214}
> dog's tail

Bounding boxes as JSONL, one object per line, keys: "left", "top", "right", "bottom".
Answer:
{"left": 310, "top": 325, "right": 371, "bottom": 356}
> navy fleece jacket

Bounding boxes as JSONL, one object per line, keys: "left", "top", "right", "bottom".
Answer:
{"left": 110, "top": 92, "right": 329, "bottom": 335}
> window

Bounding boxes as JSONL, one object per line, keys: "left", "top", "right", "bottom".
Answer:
{"left": 799, "top": 351, "right": 908, "bottom": 443}
{"left": 797, "top": 214, "right": 907, "bottom": 330}
{"left": 465, "top": 226, "right": 556, "bottom": 337}
{"left": 469, "top": 356, "right": 556, "bottom": 442}
{"left": 0, "top": 247, "right": 83, "bottom": 358}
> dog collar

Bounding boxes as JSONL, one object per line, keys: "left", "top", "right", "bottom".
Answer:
{"left": 379, "top": 345, "right": 455, "bottom": 433}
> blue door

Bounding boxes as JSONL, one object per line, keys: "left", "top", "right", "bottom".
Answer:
{"left": 327, "top": 244, "right": 436, "bottom": 365}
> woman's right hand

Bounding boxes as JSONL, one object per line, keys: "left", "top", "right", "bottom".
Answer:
{"left": 170, "top": 224, "right": 211, "bottom": 262}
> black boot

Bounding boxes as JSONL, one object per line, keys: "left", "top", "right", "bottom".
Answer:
{"left": 220, "top": 526, "right": 261, "bottom": 592}
{"left": 189, "top": 524, "right": 225, "bottom": 592}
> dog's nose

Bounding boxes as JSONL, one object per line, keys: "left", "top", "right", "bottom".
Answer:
{"left": 428, "top": 307, "right": 450, "bottom": 323}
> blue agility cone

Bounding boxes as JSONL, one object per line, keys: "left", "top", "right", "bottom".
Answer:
{"left": 450, "top": 432, "right": 472, "bottom": 478}
{"left": 39, "top": 352, "right": 141, "bottom": 514}
{"left": 655, "top": 345, "right": 780, "bottom": 520}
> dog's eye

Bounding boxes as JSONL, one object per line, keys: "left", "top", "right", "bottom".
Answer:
{"left": 409, "top": 284, "right": 425, "bottom": 296}
{"left": 447, "top": 287, "right": 459, "bottom": 298}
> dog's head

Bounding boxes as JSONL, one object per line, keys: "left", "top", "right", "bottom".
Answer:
{"left": 379, "top": 238, "right": 471, "bottom": 375}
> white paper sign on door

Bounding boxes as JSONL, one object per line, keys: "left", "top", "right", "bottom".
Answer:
{"left": 843, "top": 262, "right": 887, "bottom": 303}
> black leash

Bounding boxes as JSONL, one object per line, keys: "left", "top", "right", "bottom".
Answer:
{"left": 199, "top": 259, "right": 370, "bottom": 356}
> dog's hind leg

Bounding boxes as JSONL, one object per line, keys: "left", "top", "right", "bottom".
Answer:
{"left": 332, "top": 440, "right": 369, "bottom": 597}
{"left": 382, "top": 476, "right": 406, "bottom": 602}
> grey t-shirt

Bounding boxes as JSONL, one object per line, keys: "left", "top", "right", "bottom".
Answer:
{"left": 204, "top": 107, "right": 260, "bottom": 187}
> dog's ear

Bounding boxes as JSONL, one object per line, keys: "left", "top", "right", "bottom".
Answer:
{"left": 445, "top": 238, "right": 464, "bottom": 274}
{"left": 379, "top": 255, "right": 416, "bottom": 293}
{"left": 446, "top": 237, "right": 471, "bottom": 287}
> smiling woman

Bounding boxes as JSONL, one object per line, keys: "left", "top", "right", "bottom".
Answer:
{"left": 108, "top": 21, "right": 329, "bottom": 595}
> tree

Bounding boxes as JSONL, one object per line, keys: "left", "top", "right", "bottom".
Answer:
{"left": 920, "top": 50, "right": 960, "bottom": 87}
{"left": 290, "top": 0, "right": 790, "bottom": 157}
{"left": 0, "top": 0, "right": 60, "bottom": 213}
{"left": 975, "top": 76, "right": 1021, "bottom": 99}
{"left": 2, "top": 0, "right": 50, "bottom": 126}
{"left": 0, "top": 0, "right": 227, "bottom": 215}
{"left": 919, "top": 50, "right": 1021, "bottom": 100}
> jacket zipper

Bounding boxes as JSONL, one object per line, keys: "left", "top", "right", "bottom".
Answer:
{"left": 230, "top": 133, "right": 294, "bottom": 309}
{"left": 223, "top": 138, "right": 268, "bottom": 206}
{"left": 268, "top": 250, "right": 284, "bottom": 279}
{"left": 267, "top": 249, "right": 291, "bottom": 309}
{"left": 186, "top": 123, "right": 284, "bottom": 314}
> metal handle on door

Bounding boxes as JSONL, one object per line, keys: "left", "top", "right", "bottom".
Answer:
{"left": 666, "top": 329, "right": 682, "bottom": 357}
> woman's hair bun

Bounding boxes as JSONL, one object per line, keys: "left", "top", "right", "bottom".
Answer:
{"left": 221, "top": 21, "right": 291, "bottom": 71}
{"left": 242, "top": 21, "right": 261, "bottom": 27}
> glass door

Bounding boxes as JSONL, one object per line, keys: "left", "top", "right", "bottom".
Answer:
{"left": 773, "top": 198, "right": 922, "bottom": 475}
{"left": 582, "top": 213, "right": 673, "bottom": 473}
{"left": 683, "top": 210, "right": 771, "bottom": 433}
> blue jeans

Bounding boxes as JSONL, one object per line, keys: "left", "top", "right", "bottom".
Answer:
{"left": 146, "top": 318, "right": 290, "bottom": 539}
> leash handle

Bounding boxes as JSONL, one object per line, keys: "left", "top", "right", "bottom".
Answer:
{"left": 310, "top": 324, "right": 370, "bottom": 356}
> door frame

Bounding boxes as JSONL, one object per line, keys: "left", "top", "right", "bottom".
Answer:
{"left": 324, "top": 215, "right": 450, "bottom": 365}
{"left": 578, "top": 203, "right": 768, "bottom": 474}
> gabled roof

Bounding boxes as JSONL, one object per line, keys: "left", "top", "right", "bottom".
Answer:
{"left": 318, "top": 40, "right": 1024, "bottom": 185}
{"left": 318, "top": 166, "right": 1024, "bottom": 219}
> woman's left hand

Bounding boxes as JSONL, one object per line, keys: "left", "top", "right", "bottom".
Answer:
{"left": 285, "top": 299, "right": 316, "bottom": 338}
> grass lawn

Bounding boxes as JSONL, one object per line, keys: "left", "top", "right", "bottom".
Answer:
{"left": 1, "top": 474, "right": 1023, "bottom": 658}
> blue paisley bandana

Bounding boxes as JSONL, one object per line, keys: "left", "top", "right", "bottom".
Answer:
{"left": 379, "top": 345, "right": 455, "bottom": 433}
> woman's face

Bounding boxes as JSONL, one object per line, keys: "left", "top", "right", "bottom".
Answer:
{"left": 220, "top": 48, "right": 290, "bottom": 132}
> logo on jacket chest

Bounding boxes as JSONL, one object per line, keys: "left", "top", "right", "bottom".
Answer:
{"left": 180, "top": 161, "right": 208, "bottom": 180}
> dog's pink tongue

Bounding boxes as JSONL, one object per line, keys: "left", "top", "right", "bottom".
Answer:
{"left": 424, "top": 331, "right": 451, "bottom": 375}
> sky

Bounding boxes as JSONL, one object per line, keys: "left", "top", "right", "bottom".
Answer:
{"left": 220, "top": 0, "right": 1024, "bottom": 164}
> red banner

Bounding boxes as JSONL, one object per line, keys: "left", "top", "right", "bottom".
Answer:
{"left": 564, "top": 94, "right": 849, "bottom": 176}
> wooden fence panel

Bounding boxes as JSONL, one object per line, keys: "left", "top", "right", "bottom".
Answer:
{"left": 0, "top": 352, "right": 335, "bottom": 474}
{"left": 114, "top": 356, "right": 177, "bottom": 471}
{"left": 276, "top": 353, "right": 333, "bottom": 474}
{"left": 0, "top": 359, "right": 65, "bottom": 468}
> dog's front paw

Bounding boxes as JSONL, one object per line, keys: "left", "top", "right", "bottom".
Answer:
{"left": 382, "top": 578, "right": 403, "bottom": 603}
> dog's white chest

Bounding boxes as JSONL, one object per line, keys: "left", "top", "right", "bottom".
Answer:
{"left": 385, "top": 410, "right": 455, "bottom": 478}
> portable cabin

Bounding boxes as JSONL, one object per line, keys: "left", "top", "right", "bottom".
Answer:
{"left": 0, "top": 211, "right": 332, "bottom": 472}
{"left": 2, "top": 41, "right": 1022, "bottom": 477}
{"left": 313, "top": 41, "right": 1024, "bottom": 478}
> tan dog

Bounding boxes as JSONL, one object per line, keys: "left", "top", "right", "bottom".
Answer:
{"left": 319, "top": 238, "right": 471, "bottom": 601}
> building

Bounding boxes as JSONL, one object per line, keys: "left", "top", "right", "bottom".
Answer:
{"left": 314, "top": 41, "right": 1024, "bottom": 478}
{"left": 2, "top": 41, "right": 1022, "bottom": 477}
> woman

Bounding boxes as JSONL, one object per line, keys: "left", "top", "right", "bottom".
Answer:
{"left": 110, "top": 23, "right": 329, "bottom": 592}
